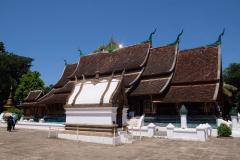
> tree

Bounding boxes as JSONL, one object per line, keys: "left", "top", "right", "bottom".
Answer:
{"left": 0, "top": 42, "right": 5, "bottom": 52}
{"left": 223, "top": 63, "right": 240, "bottom": 89}
{"left": 14, "top": 71, "right": 44, "bottom": 104}
{"left": 94, "top": 38, "right": 119, "bottom": 53}
{"left": 0, "top": 41, "right": 33, "bottom": 107}
{"left": 223, "top": 63, "right": 240, "bottom": 113}
{"left": 223, "top": 83, "right": 237, "bottom": 97}
{"left": 43, "top": 84, "right": 53, "bottom": 94}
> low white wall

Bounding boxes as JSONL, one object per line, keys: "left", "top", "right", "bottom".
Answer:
{"left": 127, "top": 123, "right": 156, "bottom": 138}
{"left": 65, "top": 107, "right": 118, "bottom": 125}
{"left": 16, "top": 121, "right": 65, "bottom": 131}
{"left": 166, "top": 123, "right": 211, "bottom": 141}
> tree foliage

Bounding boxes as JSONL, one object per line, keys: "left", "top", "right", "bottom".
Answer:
{"left": 223, "top": 63, "right": 240, "bottom": 113}
{"left": 223, "top": 83, "right": 237, "bottom": 97}
{"left": 217, "top": 123, "right": 232, "bottom": 137}
{"left": 223, "top": 63, "right": 240, "bottom": 89}
{"left": 43, "top": 84, "right": 53, "bottom": 94}
{"left": 0, "top": 42, "right": 33, "bottom": 107}
{"left": 14, "top": 71, "right": 44, "bottom": 104}
{"left": 94, "top": 38, "right": 119, "bottom": 53}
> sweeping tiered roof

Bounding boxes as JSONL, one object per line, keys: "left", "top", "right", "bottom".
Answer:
{"left": 22, "top": 90, "right": 43, "bottom": 106}
{"left": 22, "top": 37, "right": 222, "bottom": 107}
{"left": 66, "top": 40, "right": 221, "bottom": 104}
{"left": 160, "top": 45, "right": 221, "bottom": 103}
{"left": 131, "top": 44, "right": 178, "bottom": 95}
{"left": 70, "top": 43, "right": 150, "bottom": 78}
{"left": 37, "top": 63, "right": 77, "bottom": 104}
{"left": 69, "top": 42, "right": 151, "bottom": 93}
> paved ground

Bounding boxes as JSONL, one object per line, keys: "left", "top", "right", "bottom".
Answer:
{"left": 0, "top": 127, "right": 240, "bottom": 160}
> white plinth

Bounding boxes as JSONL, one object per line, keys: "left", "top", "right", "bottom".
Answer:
{"left": 65, "top": 107, "right": 118, "bottom": 125}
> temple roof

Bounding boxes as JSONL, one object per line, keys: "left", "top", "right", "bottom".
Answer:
{"left": 23, "top": 40, "right": 222, "bottom": 106}
{"left": 159, "top": 45, "right": 221, "bottom": 103}
{"left": 160, "top": 83, "right": 219, "bottom": 103}
{"left": 130, "top": 44, "right": 178, "bottom": 95}
{"left": 53, "top": 63, "right": 77, "bottom": 88}
{"left": 38, "top": 93, "right": 70, "bottom": 104}
{"left": 24, "top": 90, "right": 43, "bottom": 102}
{"left": 142, "top": 44, "right": 177, "bottom": 77}
{"left": 35, "top": 63, "right": 77, "bottom": 105}
{"left": 70, "top": 43, "right": 150, "bottom": 78}
{"left": 53, "top": 81, "right": 75, "bottom": 94}
{"left": 131, "top": 76, "right": 172, "bottom": 96}
{"left": 172, "top": 46, "right": 220, "bottom": 84}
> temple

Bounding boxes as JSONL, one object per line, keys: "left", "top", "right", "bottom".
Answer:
{"left": 21, "top": 36, "right": 223, "bottom": 127}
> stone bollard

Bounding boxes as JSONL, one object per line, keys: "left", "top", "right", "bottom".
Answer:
{"left": 231, "top": 115, "right": 238, "bottom": 130}
{"left": 179, "top": 105, "right": 188, "bottom": 129}
{"left": 39, "top": 118, "right": 45, "bottom": 123}
{"left": 166, "top": 123, "right": 175, "bottom": 138}
{"left": 196, "top": 124, "right": 207, "bottom": 141}
{"left": 147, "top": 123, "right": 156, "bottom": 137}
{"left": 217, "top": 118, "right": 222, "bottom": 127}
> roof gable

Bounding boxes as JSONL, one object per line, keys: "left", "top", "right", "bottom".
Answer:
{"left": 53, "top": 63, "right": 77, "bottom": 88}
{"left": 172, "top": 46, "right": 220, "bottom": 84}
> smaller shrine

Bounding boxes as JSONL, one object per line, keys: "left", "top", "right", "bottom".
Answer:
{"left": 64, "top": 76, "right": 128, "bottom": 134}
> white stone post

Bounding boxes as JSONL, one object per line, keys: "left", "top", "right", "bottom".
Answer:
{"left": 181, "top": 115, "right": 187, "bottom": 129}
{"left": 217, "top": 118, "right": 222, "bottom": 127}
{"left": 179, "top": 105, "right": 188, "bottom": 129}
{"left": 122, "top": 107, "right": 128, "bottom": 126}
{"left": 231, "top": 116, "right": 238, "bottom": 130}
{"left": 196, "top": 124, "right": 207, "bottom": 141}
{"left": 147, "top": 123, "right": 156, "bottom": 137}
{"left": 166, "top": 123, "right": 175, "bottom": 138}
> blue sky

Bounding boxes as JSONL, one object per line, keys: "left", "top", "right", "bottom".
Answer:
{"left": 1, "top": 0, "right": 240, "bottom": 86}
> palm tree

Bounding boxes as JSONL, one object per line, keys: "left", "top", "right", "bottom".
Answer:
{"left": 223, "top": 83, "right": 237, "bottom": 97}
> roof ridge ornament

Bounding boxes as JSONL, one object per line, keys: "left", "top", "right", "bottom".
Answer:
{"left": 77, "top": 49, "right": 84, "bottom": 57}
{"left": 208, "top": 28, "right": 225, "bottom": 47}
{"left": 142, "top": 28, "right": 157, "bottom": 46}
{"left": 148, "top": 28, "right": 157, "bottom": 46}
{"left": 64, "top": 59, "right": 67, "bottom": 66}
{"left": 170, "top": 29, "right": 183, "bottom": 45}
{"left": 75, "top": 75, "right": 78, "bottom": 82}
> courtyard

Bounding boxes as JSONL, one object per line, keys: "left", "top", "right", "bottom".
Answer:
{"left": 0, "top": 128, "right": 239, "bottom": 160}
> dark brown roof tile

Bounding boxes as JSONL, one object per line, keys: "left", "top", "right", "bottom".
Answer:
{"left": 143, "top": 44, "right": 177, "bottom": 76}
{"left": 161, "top": 83, "right": 219, "bottom": 103}
{"left": 53, "top": 63, "right": 77, "bottom": 88}
{"left": 24, "top": 90, "right": 43, "bottom": 102}
{"left": 172, "top": 46, "right": 220, "bottom": 84}
{"left": 72, "top": 43, "right": 150, "bottom": 78}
